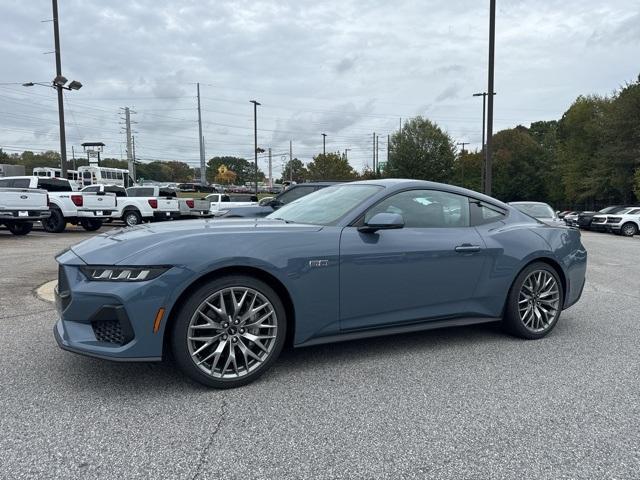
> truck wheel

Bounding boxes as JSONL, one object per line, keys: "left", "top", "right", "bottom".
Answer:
{"left": 6, "top": 222, "right": 33, "bottom": 236}
{"left": 42, "top": 208, "right": 66, "bottom": 233}
{"left": 123, "top": 210, "right": 142, "bottom": 227}
{"left": 80, "top": 218, "right": 103, "bottom": 231}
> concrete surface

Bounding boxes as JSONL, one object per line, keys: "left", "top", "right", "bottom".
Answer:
{"left": 0, "top": 224, "right": 638, "bottom": 479}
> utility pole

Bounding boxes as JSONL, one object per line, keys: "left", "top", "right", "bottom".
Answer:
{"left": 124, "top": 107, "right": 134, "bottom": 178}
{"left": 132, "top": 135, "right": 137, "bottom": 182}
{"left": 321, "top": 133, "right": 327, "bottom": 155}
{"left": 268, "top": 147, "right": 272, "bottom": 189}
{"left": 485, "top": 0, "right": 496, "bottom": 196}
{"left": 372, "top": 132, "right": 376, "bottom": 171}
{"left": 387, "top": 134, "right": 390, "bottom": 166}
{"left": 250, "top": 100, "right": 260, "bottom": 195}
{"left": 52, "top": 0, "right": 67, "bottom": 178}
{"left": 375, "top": 135, "right": 379, "bottom": 174}
{"left": 71, "top": 145, "right": 76, "bottom": 171}
{"left": 289, "top": 140, "right": 293, "bottom": 182}
{"left": 457, "top": 141, "right": 469, "bottom": 186}
{"left": 196, "top": 83, "right": 206, "bottom": 185}
{"left": 344, "top": 148, "right": 351, "bottom": 161}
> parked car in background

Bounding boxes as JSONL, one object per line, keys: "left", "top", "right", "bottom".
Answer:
{"left": 563, "top": 211, "right": 580, "bottom": 227}
{"left": 0, "top": 185, "right": 50, "bottom": 235}
{"left": 205, "top": 193, "right": 258, "bottom": 216}
{"left": 122, "top": 186, "right": 181, "bottom": 225}
{"left": 54, "top": 179, "right": 587, "bottom": 388}
{"left": 82, "top": 184, "right": 182, "bottom": 226}
{"left": 0, "top": 176, "right": 115, "bottom": 232}
{"left": 577, "top": 206, "right": 628, "bottom": 230}
{"left": 507, "top": 201, "right": 565, "bottom": 226}
{"left": 218, "top": 182, "right": 336, "bottom": 218}
{"left": 590, "top": 207, "right": 640, "bottom": 236}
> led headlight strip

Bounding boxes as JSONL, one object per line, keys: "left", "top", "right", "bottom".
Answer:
{"left": 80, "top": 266, "right": 169, "bottom": 282}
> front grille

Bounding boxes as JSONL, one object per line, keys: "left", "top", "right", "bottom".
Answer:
{"left": 592, "top": 217, "right": 606, "bottom": 223}
{"left": 607, "top": 217, "right": 622, "bottom": 223}
{"left": 92, "top": 320, "right": 125, "bottom": 344}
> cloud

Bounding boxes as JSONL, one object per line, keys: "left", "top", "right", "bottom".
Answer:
{"left": 434, "top": 84, "right": 463, "bottom": 102}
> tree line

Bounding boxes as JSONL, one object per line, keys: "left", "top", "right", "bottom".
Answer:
{"left": 3, "top": 74, "right": 638, "bottom": 208}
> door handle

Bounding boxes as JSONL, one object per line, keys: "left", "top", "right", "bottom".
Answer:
{"left": 455, "top": 244, "right": 481, "bottom": 253}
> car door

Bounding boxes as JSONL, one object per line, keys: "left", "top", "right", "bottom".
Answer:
{"left": 339, "top": 189, "right": 487, "bottom": 331}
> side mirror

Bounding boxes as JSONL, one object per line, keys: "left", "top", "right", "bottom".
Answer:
{"left": 358, "top": 212, "right": 404, "bottom": 233}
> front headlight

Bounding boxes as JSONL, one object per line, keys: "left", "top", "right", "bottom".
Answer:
{"left": 80, "top": 266, "right": 170, "bottom": 282}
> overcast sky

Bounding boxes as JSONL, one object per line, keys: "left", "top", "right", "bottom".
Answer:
{"left": 0, "top": 0, "right": 638, "bottom": 176}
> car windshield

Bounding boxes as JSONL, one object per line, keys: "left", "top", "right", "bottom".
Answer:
{"left": 267, "top": 184, "right": 382, "bottom": 226}
{"left": 513, "top": 203, "right": 555, "bottom": 219}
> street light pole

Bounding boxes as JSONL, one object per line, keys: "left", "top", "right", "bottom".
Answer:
{"left": 250, "top": 100, "right": 260, "bottom": 195}
{"left": 485, "top": 0, "right": 497, "bottom": 196}
{"left": 51, "top": 0, "right": 67, "bottom": 178}
{"left": 321, "top": 133, "right": 327, "bottom": 155}
{"left": 197, "top": 83, "right": 205, "bottom": 185}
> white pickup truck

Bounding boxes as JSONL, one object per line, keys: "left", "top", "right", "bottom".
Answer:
{"left": 127, "top": 186, "right": 210, "bottom": 220}
{"left": 82, "top": 184, "right": 180, "bottom": 226}
{"left": 0, "top": 186, "right": 50, "bottom": 235}
{"left": 0, "top": 176, "right": 116, "bottom": 233}
{"left": 204, "top": 193, "right": 259, "bottom": 216}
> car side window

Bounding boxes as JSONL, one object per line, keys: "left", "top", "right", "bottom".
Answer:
{"left": 365, "top": 189, "right": 470, "bottom": 228}
{"left": 277, "top": 186, "right": 315, "bottom": 205}
{"left": 0, "top": 179, "right": 11, "bottom": 187}
{"left": 84, "top": 186, "right": 100, "bottom": 193}
{"left": 470, "top": 201, "right": 506, "bottom": 226}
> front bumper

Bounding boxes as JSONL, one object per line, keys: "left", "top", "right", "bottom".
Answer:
{"left": 0, "top": 209, "right": 51, "bottom": 221}
{"left": 53, "top": 249, "right": 189, "bottom": 362}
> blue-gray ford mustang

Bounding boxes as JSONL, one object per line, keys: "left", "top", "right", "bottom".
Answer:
{"left": 54, "top": 180, "right": 587, "bottom": 388}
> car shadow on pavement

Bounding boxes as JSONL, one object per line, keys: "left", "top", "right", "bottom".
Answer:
{"left": 53, "top": 321, "right": 516, "bottom": 394}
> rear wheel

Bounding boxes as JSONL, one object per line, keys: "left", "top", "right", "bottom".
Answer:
{"left": 80, "top": 218, "right": 103, "bottom": 231}
{"left": 123, "top": 210, "right": 142, "bottom": 227}
{"left": 171, "top": 275, "right": 286, "bottom": 388}
{"left": 620, "top": 222, "right": 637, "bottom": 237}
{"left": 503, "top": 262, "right": 564, "bottom": 339}
{"left": 6, "top": 222, "right": 33, "bottom": 236}
{"left": 41, "top": 208, "right": 66, "bottom": 233}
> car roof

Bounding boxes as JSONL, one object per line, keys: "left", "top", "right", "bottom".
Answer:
{"left": 342, "top": 179, "right": 510, "bottom": 208}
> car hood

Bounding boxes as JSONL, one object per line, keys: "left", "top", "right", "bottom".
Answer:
{"left": 70, "top": 218, "right": 322, "bottom": 265}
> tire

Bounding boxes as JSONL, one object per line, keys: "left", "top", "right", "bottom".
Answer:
{"left": 620, "top": 222, "right": 637, "bottom": 237}
{"left": 41, "top": 208, "right": 66, "bottom": 233}
{"left": 171, "top": 275, "right": 287, "bottom": 388}
{"left": 6, "top": 222, "right": 33, "bottom": 236}
{"left": 123, "top": 210, "right": 142, "bottom": 227}
{"left": 503, "top": 262, "right": 564, "bottom": 340}
{"left": 80, "top": 218, "right": 103, "bottom": 231}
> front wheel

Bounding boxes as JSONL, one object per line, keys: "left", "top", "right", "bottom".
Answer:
{"left": 503, "top": 262, "right": 564, "bottom": 339}
{"left": 620, "top": 222, "right": 638, "bottom": 237}
{"left": 6, "top": 222, "right": 33, "bottom": 236}
{"left": 171, "top": 275, "right": 287, "bottom": 388}
{"left": 80, "top": 218, "right": 103, "bottom": 231}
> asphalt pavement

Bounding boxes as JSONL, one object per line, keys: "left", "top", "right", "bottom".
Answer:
{"left": 0, "top": 225, "right": 639, "bottom": 479}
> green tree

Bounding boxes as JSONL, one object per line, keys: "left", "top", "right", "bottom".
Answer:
{"left": 306, "top": 152, "right": 358, "bottom": 180}
{"left": 206, "top": 156, "right": 263, "bottom": 185}
{"left": 386, "top": 116, "right": 456, "bottom": 182}
{"left": 557, "top": 95, "right": 611, "bottom": 208}
{"left": 451, "top": 149, "right": 483, "bottom": 193}
{"left": 634, "top": 167, "right": 640, "bottom": 201}
{"left": 280, "top": 158, "right": 308, "bottom": 183}
{"left": 490, "top": 126, "right": 548, "bottom": 202}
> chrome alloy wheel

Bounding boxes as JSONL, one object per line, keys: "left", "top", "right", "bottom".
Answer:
{"left": 518, "top": 270, "right": 560, "bottom": 333}
{"left": 187, "top": 287, "right": 278, "bottom": 379}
